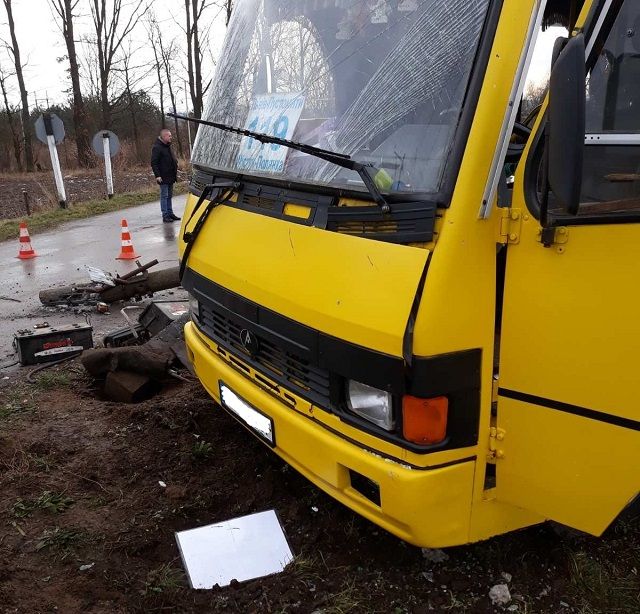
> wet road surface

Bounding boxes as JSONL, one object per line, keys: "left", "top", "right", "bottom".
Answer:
{"left": 0, "top": 195, "right": 186, "bottom": 364}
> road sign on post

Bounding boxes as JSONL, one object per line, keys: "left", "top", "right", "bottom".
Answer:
{"left": 92, "top": 130, "right": 120, "bottom": 199}
{"left": 34, "top": 113, "right": 67, "bottom": 209}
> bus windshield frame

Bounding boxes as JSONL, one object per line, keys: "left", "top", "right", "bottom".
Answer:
{"left": 192, "top": 0, "right": 501, "bottom": 205}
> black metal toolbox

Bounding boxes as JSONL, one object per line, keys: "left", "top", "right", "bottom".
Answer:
{"left": 138, "top": 300, "right": 188, "bottom": 337}
{"left": 14, "top": 323, "right": 93, "bottom": 365}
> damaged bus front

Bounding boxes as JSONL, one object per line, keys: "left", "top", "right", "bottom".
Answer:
{"left": 180, "top": 0, "right": 640, "bottom": 547}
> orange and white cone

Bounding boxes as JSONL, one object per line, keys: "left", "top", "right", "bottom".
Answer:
{"left": 16, "top": 222, "right": 37, "bottom": 260}
{"left": 116, "top": 219, "right": 140, "bottom": 260}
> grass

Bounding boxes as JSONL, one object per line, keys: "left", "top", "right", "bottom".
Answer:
{"left": 32, "top": 371, "right": 72, "bottom": 390}
{"left": 0, "top": 388, "right": 35, "bottom": 420}
{"left": 144, "top": 563, "right": 185, "bottom": 593}
{"left": 0, "top": 183, "right": 187, "bottom": 242}
{"left": 322, "top": 580, "right": 363, "bottom": 614}
{"left": 567, "top": 539, "right": 640, "bottom": 613}
{"left": 11, "top": 491, "right": 74, "bottom": 518}
{"left": 29, "top": 454, "right": 53, "bottom": 472}
{"left": 191, "top": 439, "right": 213, "bottom": 460}
{"left": 35, "top": 527, "right": 86, "bottom": 559}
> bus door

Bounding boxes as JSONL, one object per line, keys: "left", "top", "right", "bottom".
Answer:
{"left": 495, "top": 0, "right": 640, "bottom": 534}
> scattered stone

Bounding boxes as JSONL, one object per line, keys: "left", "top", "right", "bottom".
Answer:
{"left": 501, "top": 572, "right": 513, "bottom": 583}
{"left": 311, "top": 506, "right": 318, "bottom": 513}
{"left": 489, "top": 584, "right": 511, "bottom": 606}
{"left": 560, "top": 601, "right": 569, "bottom": 608}
{"left": 507, "top": 605, "right": 518, "bottom": 612}
{"left": 421, "top": 548, "right": 449, "bottom": 563}
{"left": 421, "top": 571, "right": 434, "bottom": 582}
{"left": 158, "top": 480, "right": 167, "bottom": 488}
{"left": 79, "top": 563, "right": 94, "bottom": 571}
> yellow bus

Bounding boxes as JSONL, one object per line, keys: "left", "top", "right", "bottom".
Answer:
{"left": 178, "top": 0, "right": 640, "bottom": 547}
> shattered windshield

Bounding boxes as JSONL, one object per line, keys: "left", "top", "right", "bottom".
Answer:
{"left": 192, "top": 0, "right": 490, "bottom": 194}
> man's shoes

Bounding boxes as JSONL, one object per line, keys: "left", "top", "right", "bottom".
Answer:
{"left": 169, "top": 214, "right": 181, "bottom": 221}
{"left": 162, "top": 217, "right": 174, "bottom": 223}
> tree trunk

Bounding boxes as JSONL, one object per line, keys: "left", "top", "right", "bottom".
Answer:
{"left": 150, "top": 30, "right": 166, "bottom": 129}
{"left": 3, "top": 0, "right": 34, "bottom": 171}
{"left": 100, "top": 73, "right": 110, "bottom": 129}
{"left": 225, "top": 0, "right": 232, "bottom": 26}
{"left": 61, "top": 0, "right": 92, "bottom": 167}
{"left": 0, "top": 72, "right": 23, "bottom": 172}
{"left": 191, "top": 0, "right": 203, "bottom": 119}
{"left": 167, "top": 84, "right": 184, "bottom": 159}
{"left": 185, "top": 0, "right": 197, "bottom": 117}
{"left": 124, "top": 67, "right": 141, "bottom": 161}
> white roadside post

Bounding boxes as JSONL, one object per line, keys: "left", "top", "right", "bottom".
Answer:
{"left": 46, "top": 132, "right": 67, "bottom": 208}
{"left": 92, "top": 130, "right": 121, "bottom": 199}
{"left": 35, "top": 113, "right": 67, "bottom": 209}
{"left": 102, "top": 132, "right": 114, "bottom": 198}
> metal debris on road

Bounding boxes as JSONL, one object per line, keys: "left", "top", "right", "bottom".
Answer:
{"left": 86, "top": 266, "right": 116, "bottom": 287}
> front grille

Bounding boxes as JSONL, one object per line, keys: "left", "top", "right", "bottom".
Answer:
{"left": 241, "top": 194, "right": 278, "bottom": 211}
{"left": 327, "top": 202, "right": 436, "bottom": 243}
{"left": 197, "top": 302, "right": 331, "bottom": 407}
{"left": 191, "top": 169, "right": 211, "bottom": 195}
{"left": 331, "top": 220, "right": 400, "bottom": 235}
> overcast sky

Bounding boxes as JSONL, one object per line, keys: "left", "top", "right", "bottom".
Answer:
{"left": 0, "top": 1, "right": 561, "bottom": 111}
{"left": 0, "top": 0, "right": 227, "bottom": 109}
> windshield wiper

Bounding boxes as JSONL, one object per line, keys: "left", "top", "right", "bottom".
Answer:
{"left": 168, "top": 112, "right": 391, "bottom": 213}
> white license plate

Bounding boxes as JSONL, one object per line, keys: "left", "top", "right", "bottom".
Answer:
{"left": 219, "top": 383, "right": 274, "bottom": 445}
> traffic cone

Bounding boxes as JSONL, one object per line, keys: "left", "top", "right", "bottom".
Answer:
{"left": 116, "top": 219, "right": 140, "bottom": 260}
{"left": 16, "top": 222, "right": 37, "bottom": 260}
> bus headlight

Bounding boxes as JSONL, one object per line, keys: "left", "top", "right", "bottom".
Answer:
{"left": 188, "top": 295, "right": 200, "bottom": 320}
{"left": 346, "top": 380, "right": 394, "bottom": 431}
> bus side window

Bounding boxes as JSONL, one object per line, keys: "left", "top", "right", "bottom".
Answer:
{"left": 580, "top": 2, "right": 640, "bottom": 215}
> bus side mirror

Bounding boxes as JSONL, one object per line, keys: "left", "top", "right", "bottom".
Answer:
{"left": 547, "top": 33, "right": 586, "bottom": 216}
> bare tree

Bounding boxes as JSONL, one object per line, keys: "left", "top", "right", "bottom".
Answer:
{"left": 2, "top": 0, "right": 34, "bottom": 171}
{"left": 113, "top": 42, "right": 153, "bottom": 160}
{"left": 522, "top": 81, "right": 548, "bottom": 121}
{"left": 184, "top": 0, "right": 215, "bottom": 119}
{"left": 158, "top": 35, "right": 185, "bottom": 158}
{"left": 79, "top": 34, "right": 101, "bottom": 100}
{"left": 89, "top": 0, "right": 149, "bottom": 128}
{"left": 222, "top": 0, "right": 233, "bottom": 26}
{"left": 0, "top": 62, "right": 22, "bottom": 170}
{"left": 50, "top": 0, "right": 92, "bottom": 167}
{"left": 146, "top": 15, "right": 166, "bottom": 130}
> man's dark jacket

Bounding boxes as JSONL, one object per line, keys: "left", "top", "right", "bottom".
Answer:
{"left": 151, "top": 139, "right": 178, "bottom": 185}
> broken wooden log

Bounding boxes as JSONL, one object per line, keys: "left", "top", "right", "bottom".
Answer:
{"left": 39, "top": 266, "right": 181, "bottom": 306}
{"left": 103, "top": 371, "right": 160, "bottom": 403}
{"left": 81, "top": 345, "right": 173, "bottom": 379}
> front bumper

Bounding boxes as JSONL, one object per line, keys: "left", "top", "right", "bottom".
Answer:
{"left": 185, "top": 322, "right": 475, "bottom": 547}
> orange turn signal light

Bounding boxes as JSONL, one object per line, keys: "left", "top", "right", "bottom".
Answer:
{"left": 402, "top": 395, "right": 448, "bottom": 445}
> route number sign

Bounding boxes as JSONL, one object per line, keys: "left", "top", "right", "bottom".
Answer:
{"left": 236, "top": 93, "right": 305, "bottom": 173}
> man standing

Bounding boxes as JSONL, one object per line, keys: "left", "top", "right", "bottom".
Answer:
{"left": 151, "top": 129, "right": 180, "bottom": 223}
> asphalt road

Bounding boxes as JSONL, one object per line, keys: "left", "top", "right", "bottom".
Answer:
{"left": 0, "top": 195, "right": 187, "bottom": 365}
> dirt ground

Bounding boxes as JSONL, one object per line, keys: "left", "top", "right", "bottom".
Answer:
{"left": 0, "top": 364, "right": 638, "bottom": 614}
{"left": 0, "top": 169, "right": 158, "bottom": 220}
